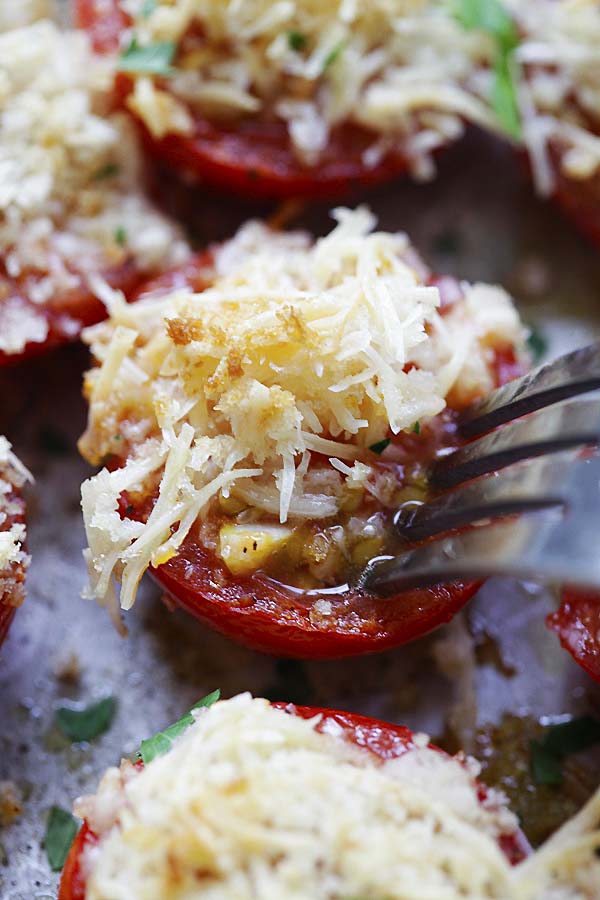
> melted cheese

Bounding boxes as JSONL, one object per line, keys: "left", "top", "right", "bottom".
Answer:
{"left": 0, "top": 20, "right": 190, "bottom": 356}
{"left": 0, "top": 437, "right": 31, "bottom": 608}
{"left": 75, "top": 694, "right": 600, "bottom": 900}
{"left": 79, "top": 207, "right": 526, "bottom": 613}
{"left": 121, "top": 0, "right": 600, "bottom": 195}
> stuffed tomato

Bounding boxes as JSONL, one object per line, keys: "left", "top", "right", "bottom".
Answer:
{"left": 59, "top": 692, "right": 534, "bottom": 899}
{"left": 77, "top": 0, "right": 600, "bottom": 247}
{"left": 0, "top": 19, "right": 189, "bottom": 365}
{"left": 0, "top": 437, "right": 30, "bottom": 645}
{"left": 74, "top": 0, "right": 506, "bottom": 200}
{"left": 77, "top": 207, "right": 529, "bottom": 656}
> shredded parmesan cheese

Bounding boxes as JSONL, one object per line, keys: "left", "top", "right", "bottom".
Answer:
{"left": 75, "top": 694, "right": 600, "bottom": 900}
{"left": 0, "top": 437, "right": 31, "bottom": 609}
{"left": 119, "top": 0, "right": 600, "bottom": 197}
{"left": 79, "top": 207, "right": 527, "bottom": 612}
{"left": 119, "top": 0, "right": 501, "bottom": 176}
{"left": 0, "top": 20, "right": 190, "bottom": 356}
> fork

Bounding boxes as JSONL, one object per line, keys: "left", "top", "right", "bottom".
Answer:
{"left": 359, "top": 341, "right": 600, "bottom": 596}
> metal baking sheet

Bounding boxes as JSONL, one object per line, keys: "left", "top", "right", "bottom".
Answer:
{"left": 1, "top": 129, "right": 600, "bottom": 899}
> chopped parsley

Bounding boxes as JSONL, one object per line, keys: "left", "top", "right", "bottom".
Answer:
{"left": 530, "top": 715, "right": 600, "bottom": 786}
{"left": 114, "top": 226, "right": 127, "bottom": 247}
{"left": 413, "top": 421, "right": 421, "bottom": 435}
{"left": 55, "top": 696, "right": 117, "bottom": 743}
{"left": 118, "top": 38, "right": 176, "bottom": 77}
{"left": 323, "top": 41, "right": 345, "bottom": 70}
{"left": 287, "top": 31, "right": 308, "bottom": 51}
{"left": 139, "top": 689, "right": 221, "bottom": 764}
{"left": 451, "top": 0, "right": 521, "bottom": 139}
{"left": 369, "top": 438, "right": 391, "bottom": 454}
{"left": 93, "top": 162, "right": 120, "bottom": 181}
{"left": 526, "top": 326, "right": 547, "bottom": 363}
{"left": 44, "top": 806, "right": 78, "bottom": 872}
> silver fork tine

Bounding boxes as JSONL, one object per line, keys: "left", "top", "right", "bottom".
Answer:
{"left": 396, "top": 455, "right": 568, "bottom": 542}
{"left": 360, "top": 454, "right": 600, "bottom": 595}
{"left": 432, "top": 397, "right": 600, "bottom": 489}
{"left": 460, "top": 341, "right": 600, "bottom": 439}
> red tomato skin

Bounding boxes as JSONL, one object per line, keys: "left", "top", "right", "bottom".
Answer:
{"left": 58, "top": 703, "right": 529, "bottom": 898}
{"left": 150, "top": 535, "right": 481, "bottom": 659}
{"left": 547, "top": 589, "right": 600, "bottom": 684}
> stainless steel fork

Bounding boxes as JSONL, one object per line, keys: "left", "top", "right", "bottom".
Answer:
{"left": 360, "top": 341, "right": 600, "bottom": 596}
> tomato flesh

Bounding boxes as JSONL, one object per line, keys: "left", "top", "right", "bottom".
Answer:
{"left": 547, "top": 589, "right": 600, "bottom": 684}
{"left": 58, "top": 703, "right": 528, "bottom": 898}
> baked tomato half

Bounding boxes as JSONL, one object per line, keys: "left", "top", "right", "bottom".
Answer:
{"left": 79, "top": 212, "right": 529, "bottom": 658}
{"left": 547, "top": 589, "right": 600, "bottom": 684}
{"left": 73, "top": 0, "right": 503, "bottom": 201}
{"left": 58, "top": 700, "right": 529, "bottom": 900}
{"left": 0, "top": 440, "right": 29, "bottom": 645}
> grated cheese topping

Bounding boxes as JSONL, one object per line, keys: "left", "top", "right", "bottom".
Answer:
{"left": 507, "top": 0, "right": 600, "bottom": 196}
{"left": 75, "top": 694, "right": 600, "bottom": 900}
{"left": 0, "top": 20, "right": 190, "bottom": 356}
{"left": 0, "top": 0, "right": 55, "bottom": 31}
{"left": 76, "top": 693, "right": 519, "bottom": 900}
{"left": 119, "top": 0, "right": 501, "bottom": 177}
{"left": 0, "top": 437, "right": 31, "bottom": 609}
{"left": 79, "top": 207, "right": 527, "bottom": 614}
{"left": 119, "top": 1, "right": 600, "bottom": 196}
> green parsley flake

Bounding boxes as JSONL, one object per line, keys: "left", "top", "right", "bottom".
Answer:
{"left": 44, "top": 806, "right": 78, "bottom": 872}
{"left": 323, "top": 41, "right": 345, "bottom": 70}
{"left": 114, "top": 226, "right": 127, "bottom": 247}
{"left": 118, "top": 38, "right": 176, "bottom": 77}
{"left": 531, "top": 715, "right": 600, "bottom": 786}
{"left": 451, "top": 0, "right": 521, "bottom": 139}
{"left": 55, "top": 696, "right": 117, "bottom": 743}
{"left": 287, "top": 31, "right": 307, "bottom": 51}
{"left": 140, "top": 689, "right": 221, "bottom": 764}
{"left": 369, "top": 438, "right": 391, "bottom": 454}
{"left": 526, "top": 326, "right": 547, "bottom": 363}
{"left": 93, "top": 162, "right": 120, "bottom": 181}
{"left": 413, "top": 421, "right": 421, "bottom": 435}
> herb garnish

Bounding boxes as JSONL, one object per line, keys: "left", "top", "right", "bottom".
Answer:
{"left": 451, "top": 0, "right": 521, "bottom": 138}
{"left": 323, "top": 41, "right": 345, "bottom": 70}
{"left": 55, "top": 696, "right": 117, "bottom": 743}
{"left": 139, "top": 689, "right": 221, "bottom": 764}
{"left": 93, "top": 162, "right": 120, "bottom": 181}
{"left": 288, "top": 31, "right": 307, "bottom": 51}
{"left": 44, "top": 806, "right": 78, "bottom": 872}
{"left": 369, "top": 438, "right": 390, "bottom": 454}
{"left": 114, "top": 226, "right": 127, "bottom": 247}
{"left": 413, "top": 421, "right": 421, "bottom": 435}
{"left": 118, "top": 38, "right": 176, "bottom": 77}
{"left": 526, "top": 326, "right": 547, "bottom": 363}
{"left": 530, "top": 715, "right": 600, "bottom": 786}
